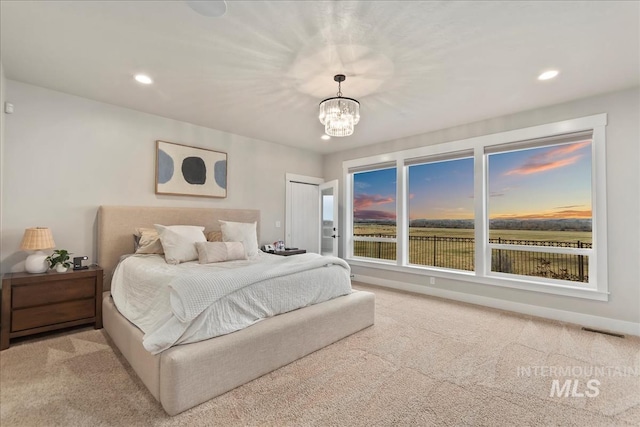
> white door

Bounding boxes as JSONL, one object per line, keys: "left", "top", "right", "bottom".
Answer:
{"left": 288, "top": 181, "right": 320, "bottom": 253}
{"left": 320, "top": 180, "right": 339, "bottom": 256}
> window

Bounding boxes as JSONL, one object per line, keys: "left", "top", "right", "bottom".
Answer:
{"left": 344, "top": 114, "right": 608, "bottom": 300}
{"left": 487, "top": 137, "right": 592, "bottom": 284}
{"left": 352, "top": 167, "right": 397, "bottom": 261}
{"left": 407, "top": 156, "right": 474, "bottom": 270}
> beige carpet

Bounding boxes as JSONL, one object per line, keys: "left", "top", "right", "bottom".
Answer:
{"left": 1, "top": 283, "right": 639, "bottom": 426}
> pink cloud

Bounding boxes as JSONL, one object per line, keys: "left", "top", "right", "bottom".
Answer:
{"left": 504, "top": 141, "right": 590, "bottom": 176}
{"left": 505, "top": 155, "right": 581, "bottom": 175}
{"left": 354, "top": 194, "right": 395, "bottom": 210}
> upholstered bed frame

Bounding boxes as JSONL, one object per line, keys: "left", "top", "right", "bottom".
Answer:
{"left": 97, "top": 206, "right": 375, "bottom": 415}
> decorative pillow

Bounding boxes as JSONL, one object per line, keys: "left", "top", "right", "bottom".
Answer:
{"left": 206, "top": 230, "right": 223, "bottom": 242}
{"left": 196, "top": 242, "right": 247, "bottom": 264}
{"left": 219, "top": 220, "right": 259, "bottom": 257}
{"left": 154, "top": 224, "right": 206, "bottom": 264}
{"left": 135, "top": 227, "right": 164, "bottom": 254}
{"left": 133, "top": 234, "right": 141, "bottom": 252}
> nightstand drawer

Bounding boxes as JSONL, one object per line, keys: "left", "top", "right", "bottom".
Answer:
{"left": 12, "top": 278, "right": 96, "bottom": 309}
{"left": 11, "top": 299, "right": 95, "bottom": 332}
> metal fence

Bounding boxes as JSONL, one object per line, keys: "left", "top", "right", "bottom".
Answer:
{"left": 353, "top": 235, "right": 590, "bottom": 282}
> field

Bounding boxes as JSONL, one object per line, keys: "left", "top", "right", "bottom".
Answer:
{"left": 354, "top": 224, "right": 592, "bottom": 243}
{"left": 353, "top": 224, "right": 591, "bottom": 282}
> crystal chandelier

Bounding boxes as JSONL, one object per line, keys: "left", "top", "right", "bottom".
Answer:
{"left": 318, "top": 74, "right": 360, "bottom": 137}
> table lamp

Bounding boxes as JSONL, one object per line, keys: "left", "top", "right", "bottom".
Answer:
{"left": 20, "top": 227, "right": 56, "bottom": 273}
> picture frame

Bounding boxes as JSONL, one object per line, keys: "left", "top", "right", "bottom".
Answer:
{"left": 155, "top": 140, "right": 227, "bottom": 198}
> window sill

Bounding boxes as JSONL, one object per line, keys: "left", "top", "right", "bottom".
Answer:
{"left": 346, "top": 258, "right": 609, "bottom": 301}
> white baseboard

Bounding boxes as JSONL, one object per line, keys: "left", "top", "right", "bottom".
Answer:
{"left": 354, "top": 274, "right": 640, "bottom": 337}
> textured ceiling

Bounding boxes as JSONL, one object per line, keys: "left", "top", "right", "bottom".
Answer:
{"left": 1, "top": 1, "right": 638, "bottom": 154}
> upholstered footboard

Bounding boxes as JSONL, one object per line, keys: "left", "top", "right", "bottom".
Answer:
{"left": 103, "top": 290, "right": 375, "bottom": 415}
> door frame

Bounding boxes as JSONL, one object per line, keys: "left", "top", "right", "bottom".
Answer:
{"left": 285, "top": 173, "right": 324, "bottom": 251}
{"left": 319, "top": 179, "right": 339, "bottom": 256}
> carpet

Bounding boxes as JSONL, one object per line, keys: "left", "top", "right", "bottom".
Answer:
{"left": 1, "top": 283, "right": 639, "bottom": 426}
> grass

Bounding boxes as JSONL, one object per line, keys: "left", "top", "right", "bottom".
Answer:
{"left": 352, "top": 224, "right": 590, "bottom": 282}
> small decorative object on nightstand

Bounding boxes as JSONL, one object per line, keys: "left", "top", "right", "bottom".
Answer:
{"left": 20, "top": 227, "right": 56, "bottom": 274}
{"left": 46, "top": 249, "right": 72, "bottom": 273}
{"left": 73, "top": 256, "right": 89, "bottom": 271}
{"left": 1, "top": 266, "right": 103, "bottom": 350}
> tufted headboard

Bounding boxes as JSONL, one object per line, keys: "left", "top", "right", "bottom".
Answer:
{"left": 97, "top": 206, "right": 260, "bottom": 291}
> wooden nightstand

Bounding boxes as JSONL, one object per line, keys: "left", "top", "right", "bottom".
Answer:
{"left": 1, "top": 266, "right": 103, "bottom": 350}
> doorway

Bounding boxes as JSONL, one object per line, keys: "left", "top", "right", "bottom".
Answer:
{"left": 285, "top": 174, "right": 323, "bottom": 253}
{"left": 285, "top": 174, "right": 339, "bottom": 256}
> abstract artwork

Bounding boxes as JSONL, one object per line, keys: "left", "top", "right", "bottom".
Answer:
{"left": 155, "top": 140, "right": 227, "bottom": 198}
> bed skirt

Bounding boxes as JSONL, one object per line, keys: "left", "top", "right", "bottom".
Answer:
{"left": 103, "top": 290, "right": 375, "bottom": 415}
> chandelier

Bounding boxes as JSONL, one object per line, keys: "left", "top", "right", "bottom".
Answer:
{"left": 318, "top": 74, "right": 360, "bottom": 137}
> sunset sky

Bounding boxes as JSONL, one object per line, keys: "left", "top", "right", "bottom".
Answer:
{"left": 353, "top": 168, "right": 397, "bottom": 220}
{"left": 408, "top": 158, "right": 474, "bottom": 220}
{"left": 488, "top": 140, "right": 592, "bottom": 220}
{"left": 353, "top": 140, "right": 592, "bottom": 221}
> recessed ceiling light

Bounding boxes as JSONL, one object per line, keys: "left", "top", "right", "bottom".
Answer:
{"left": 538, "top": 70, "right": 559, "bottom": 81}
{"left": 321, "top": 135, "right": 331, "bottom": 140}
{"left": 134, "top": 74, "right": 153, "bottom": 85}
{"left": 187, "top": 0, "right": 227, "bottom": 17}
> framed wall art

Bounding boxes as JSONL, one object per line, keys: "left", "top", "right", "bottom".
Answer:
{"left": 155, "top": 140, "right": 227, "bottom": 198}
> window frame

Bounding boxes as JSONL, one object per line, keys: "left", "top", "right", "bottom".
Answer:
{"left": 483, "top": 134, "right": 595, "bottom": 286}
{"left": 343, "top": 114, "right": 608, "bottom": 301}
{"left": 405, "top": 152, "right": 475, "bottom": 271}
{"left": 349, "top": 164, "right": 399, "bottom": 263}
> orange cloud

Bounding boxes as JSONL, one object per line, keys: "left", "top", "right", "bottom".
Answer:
{"left": 548, "top": 140, "right": 591, "bottom": 156}
{"left": 504, "top": 140, "right": 590, "bottom": 176}
{"left": 492, "top": 209, "right": 592, "bottom": 220}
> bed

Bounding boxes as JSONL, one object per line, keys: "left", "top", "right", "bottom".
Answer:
{"left": 97, "top": 205, "right": 375, "bottom": 415}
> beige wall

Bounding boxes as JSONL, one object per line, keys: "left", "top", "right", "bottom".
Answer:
{"left": 324, "top": 87, "right": 640, "bottom": 325}
{"left": 1, "top": 80, "right": 323, "bottom": 273}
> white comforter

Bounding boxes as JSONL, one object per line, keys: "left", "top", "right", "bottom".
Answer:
{"left": 111, "top": 252, "right": 352, "bottom": 354}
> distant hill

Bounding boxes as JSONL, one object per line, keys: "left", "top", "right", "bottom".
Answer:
{"left": 487, "top": 218, "right": 591, "bottom": 232}
{"left": 409, "top": 219, "right": 474, "bottom": 229}
{"left": 355, "top": 218, "right": 592, "bottom": 231}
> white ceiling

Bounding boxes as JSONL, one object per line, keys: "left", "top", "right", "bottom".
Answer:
{"left": 1, "top": 1, "right": 638, "bottom": 154}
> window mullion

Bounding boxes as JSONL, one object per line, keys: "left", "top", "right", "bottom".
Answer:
{"left": 474, "top": 146, "right": 487, "bottom": 277}
{"left": 396, "top": 161, "right": 407, "bottom": 266}
{"left": 343, "top": 167, "right": 353, "bottom": 259}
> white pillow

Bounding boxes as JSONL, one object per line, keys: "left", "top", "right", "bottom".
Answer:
{"left": 196, "top": 241, "right": 247, "bottom": 264}
{"left": 219, "top": 220, "right": 258, "bottom": 257}
{"left": 154, "top": 224, "right": 206, "bottom": 264}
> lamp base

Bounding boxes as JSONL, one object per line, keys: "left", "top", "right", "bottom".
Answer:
{"left": 25, "top": 251, "right": 49, "bottom": 274}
